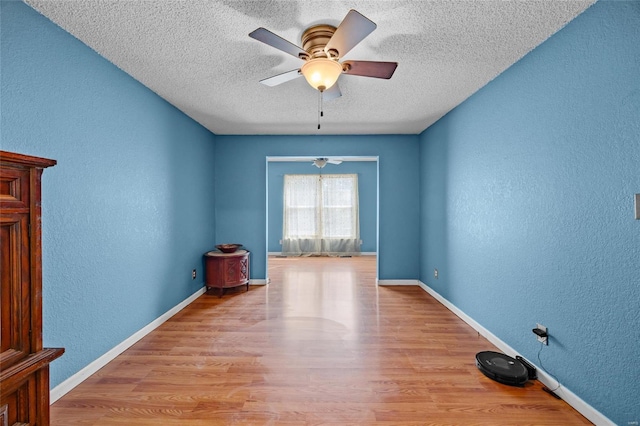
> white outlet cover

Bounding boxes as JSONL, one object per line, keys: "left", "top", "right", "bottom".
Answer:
{"left": 536, "top": 323, "right": 548, "bottom": 345}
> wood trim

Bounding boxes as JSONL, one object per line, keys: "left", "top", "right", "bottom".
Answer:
{"left": 29, "top": 166, "right": 44, "bottom": 352}
{"left": 0, "top": 151, "right": 56, "bottom": 169}
{"left": 0, "top": 404, "right": 7, "bottom": 426}
{"left": 0, "top": 349, "right": 64, "bottom": 397}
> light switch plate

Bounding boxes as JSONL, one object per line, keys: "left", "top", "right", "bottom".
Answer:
{"left": 635, "top": 194, "right": 640, "bottom": 220}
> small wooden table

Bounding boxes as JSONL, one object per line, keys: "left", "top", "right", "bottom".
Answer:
{"left": 204, "top": 250, "right": 250, "bottom": 297}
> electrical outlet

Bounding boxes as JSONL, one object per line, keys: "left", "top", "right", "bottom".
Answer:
{"left": 192, "top": 269, "right": 197, "bottom": 280}
{"left": 434, "top": 268, "right": 438, "bottom": 279}
{"left": 534, "top": 323, "right": 548, "bottom": 345}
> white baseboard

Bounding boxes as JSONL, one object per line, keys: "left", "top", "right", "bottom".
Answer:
{"left": 377, "top": 279, "right": 421, "bottom": 286}
{"left": 50, "top": 286, "right": 207, "bottom": 403}
{"left": 417, "top": 281, "right": 614, "bottom": 426}
{"left": 249, "top": 279, "right": 268, "bottom": 285}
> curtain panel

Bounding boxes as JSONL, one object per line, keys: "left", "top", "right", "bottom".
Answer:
{"left": 282, "top": 174, "right": 360, "bottom": 256}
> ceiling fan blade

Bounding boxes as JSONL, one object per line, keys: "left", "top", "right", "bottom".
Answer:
{"left": 322, "top": 83, "right": 342, "bottom": 101}
{"left": 249, "top": 27, "right": 307, "bottom": 59}
{"left": 342, "top": 60, "right": 398, "bottom": 79}
{"left": 325, "top": 10, "right": 376, "bottom": 59}
{"left": 327, "top": 159, "right": 343, "bottom": 165}
{"left": 259, "top": 69, "right": 302, "bottom": 87}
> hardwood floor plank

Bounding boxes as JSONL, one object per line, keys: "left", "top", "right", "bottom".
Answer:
{"left": 51, "top": 256, "right": 591, "bottom": 424}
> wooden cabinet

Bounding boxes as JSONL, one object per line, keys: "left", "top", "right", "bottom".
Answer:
{"left": 204, "top": 250, "right": 250, "bottom": 297}
{"left": 1, "top": 151, "right": 64, "bottom": 426}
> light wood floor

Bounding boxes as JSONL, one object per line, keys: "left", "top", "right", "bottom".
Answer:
{"left": 51, "top": 256, "right": 590, "bottom": 425}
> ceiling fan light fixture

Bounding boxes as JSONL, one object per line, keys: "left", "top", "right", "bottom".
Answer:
{"left": 301, "top": 58, "right": 342, "bottom": 91}
{"left": 313, "top": 158, "right": 328, "bottom": 168}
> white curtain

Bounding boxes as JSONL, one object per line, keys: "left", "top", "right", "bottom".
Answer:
{"left": 282, "top": 174, "right": 360, "bottom": 256}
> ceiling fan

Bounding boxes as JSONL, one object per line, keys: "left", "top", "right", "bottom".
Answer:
{"left": 312, "top": 158, "right": 343, "bottom": 168}
{"left": 249, "top": 9, "right": 398, "bottom": 100}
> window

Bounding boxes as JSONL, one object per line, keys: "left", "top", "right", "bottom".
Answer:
{"left": 283, "top": 174, "right": 360, "bottom": 255}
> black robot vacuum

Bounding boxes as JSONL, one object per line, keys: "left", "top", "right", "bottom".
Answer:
{"left": 476, "top": 351, "right": 529, "bottom": 386}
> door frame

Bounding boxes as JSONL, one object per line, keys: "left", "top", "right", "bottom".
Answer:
{"left": 265, "top": 155, "right": 379, "bottom": 283}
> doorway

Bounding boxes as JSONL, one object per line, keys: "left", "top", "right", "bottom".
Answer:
{"left": 265, "top": 156, "right": 379, "bottom": 283}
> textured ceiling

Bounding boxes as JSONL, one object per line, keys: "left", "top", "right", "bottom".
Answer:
{"left": 25, "top": 0, "right": 595, "bottom": 135}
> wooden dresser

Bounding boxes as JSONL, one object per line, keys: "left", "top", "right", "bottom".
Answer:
{"left": 1, "top": 151, "right": 64, "bottom": 426}
{"left": 204, "top": 250, "right": 250, "bottom": 297}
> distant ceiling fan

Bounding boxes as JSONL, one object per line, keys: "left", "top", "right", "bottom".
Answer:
{"left": 313, "top": 158, "right": 343, "bottom": 168}
{"left": 249, "top": 9, "right": 398, "bottom": 100}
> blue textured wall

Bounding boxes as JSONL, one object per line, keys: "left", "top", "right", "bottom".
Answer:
{"left": 1, "top": 1, "right": 217, "bottom": 388}
{"left": 214, "top": 135, "right": 420, "bottom": 280}
{"left": 7, "top": 1, "right": 635, "bottom": 422}
{"left": 419, "top": 1, "right": 639, "bottom": 423}
{"left": 267, "top": 161, "right": 377, "bottom": 253}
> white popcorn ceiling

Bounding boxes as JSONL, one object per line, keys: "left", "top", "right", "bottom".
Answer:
{"left": 25, "top": 0, "right": 595, "bottom": 135}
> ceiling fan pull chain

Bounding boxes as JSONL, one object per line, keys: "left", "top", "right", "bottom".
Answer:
{"left": 317, "top": 90, "right": 321, "bottom": 130}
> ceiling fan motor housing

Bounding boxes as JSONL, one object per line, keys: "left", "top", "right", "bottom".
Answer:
{"left": 301, "top": 25, "right": 337, "bottom": 59}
